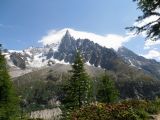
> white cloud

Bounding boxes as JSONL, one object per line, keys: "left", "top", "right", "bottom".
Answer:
{"left": 155, "top": 8, "right": 160, "bottom": 13}
{"left": 39, "top": 28, "right": 133, "bottom": 51}
{"left": 144, "top": 40, "right": 160, "bottom": 49}
{"left": 131, "top": 14, "right": 160, "bottom": 50}
{"left": 134, "top": 15, "right": 159, "bottom": 28}
{"left": 142, "top": 50, "right": 160, "bottom": 60}
{"left": 132, "top": 14, "right": 160, "bottom": 40}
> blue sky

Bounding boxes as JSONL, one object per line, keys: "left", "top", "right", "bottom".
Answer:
{"left": 0, "top": 0, "right": 160, "bottom": 60}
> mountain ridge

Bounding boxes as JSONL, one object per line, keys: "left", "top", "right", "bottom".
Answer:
{"left": 4, "top": 30, "right": 160, "bottom": 80}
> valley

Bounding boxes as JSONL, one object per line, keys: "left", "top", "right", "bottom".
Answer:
{"left": 3, "top": 30, "right": 160, "bottom": 119}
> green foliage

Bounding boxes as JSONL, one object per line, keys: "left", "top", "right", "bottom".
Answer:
{"left": 14, "top": 67, "right": 70, "bottom": 114}
{"left": 128, "top": 0, "right": 160, "bottom": 41}
{"left": 96, "top": 72, "right": 119, "bottom": 103}
{"left": 121, "top": 99, "right": 149, "bottom": 110}
{"left": 0, "top": 44, "right": 20, "bottom": 120}
{"left": 145, "top": 98, "right": 160, "bottom": 114}
{"left": 17, "top": 80, "right": 61, "bottom": 112}
{"left": 122, "top": 99, "right": 160, "bottom": 115}
{"left": 67, "top": 102, "right": 149, "bottom": 120}
{"left": 62, "top": 51, "right": 91, "bottom": 110}
{"left": 27, "top": 118, "right": 44, "bottom": 120}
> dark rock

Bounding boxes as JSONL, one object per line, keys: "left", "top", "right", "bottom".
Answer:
{"left": 10, "top": 53, "right": 26, "bottom": 69}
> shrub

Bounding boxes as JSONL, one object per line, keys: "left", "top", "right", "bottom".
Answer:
{"left": 121, "top": 99, "right": 149, "bottom": 110}
{"left": 66, "top": 102, "right": 149, "bottom": 120}
{"left": 146, "top": 98, "right": 160, "bottom": 114}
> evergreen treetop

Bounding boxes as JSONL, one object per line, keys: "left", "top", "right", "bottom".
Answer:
{"left": 63, "top": 51, "right": 91, "bottom": 110}
{"left": 128, "top": 0, "right": 160, "bottom": 41}
{"left": 0, "top": 44, "right": 20, "bottom": 120}
{"left": 97, "top": 71, "right": 119, "bottom": 103}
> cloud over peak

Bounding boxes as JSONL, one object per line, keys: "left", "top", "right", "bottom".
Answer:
{"left": 39, "top": 28, "right": 133, "bottom": 50}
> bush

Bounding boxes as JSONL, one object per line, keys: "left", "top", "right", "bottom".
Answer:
{"left": 146, "top": 98, "right": 160, "bottom": 114}
{"left": 121, "top": 99, "right": 149, "bottom": 110}
{"left": 17, "top": 117, "right": 44, "bottom": 120}
{"left": 66, "top": 102, "right": 149, "bottom": 120}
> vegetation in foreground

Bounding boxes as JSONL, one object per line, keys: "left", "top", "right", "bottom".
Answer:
{"left": 61, "top": 51, "right": 160, "bottom": 120}
{"left": 66, "top": 99, "right": 160, "bottom": 120}
{"left": 1, "top": 46, "right": 160, "bottom": 120}
{"left": 0, "top": 44, "right": 20, "bottom": 120}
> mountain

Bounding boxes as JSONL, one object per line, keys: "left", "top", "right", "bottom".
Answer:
{"left": 118, "top": 47, "right": 160, "bottom": 79}
{"left": 13, "top": 63, "right": 160, "bottom": 105}
{"left": 5, "top": 30, "right": 160, "bottom": 80}
{"left": 6, "top": 29, "right": 160, "bottom": 114}
{"left": 7, "top": 30, "right": 118, "bottom": 68}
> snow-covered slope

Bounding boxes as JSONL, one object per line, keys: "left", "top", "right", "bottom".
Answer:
{"left": 6, "top": 45, "right": 68, "bottom": 69}
{"left": 4, "top": 29, "right": 160, "bottom": 80}
{"left": 117, "top": 47, "right": 160, "bottom": 79}
{"left": 4, "top": 28, "right": 131, "bottom": 69}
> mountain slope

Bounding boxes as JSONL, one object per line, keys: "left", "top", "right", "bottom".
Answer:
{"left": 7, "top": 29, "right": 160, "bottom": 113}
{"left": 118, "top": 47, "right": 160, "bottom": 79}
{"left": 13, "top": 63, "right": 160, "bottom": 105}
{"left": 4, "top": 30, "right": 160, "bottom": 80}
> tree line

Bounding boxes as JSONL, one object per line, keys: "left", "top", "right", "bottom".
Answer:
{"left": 61, "top": 51, "right": 119, "bottom": 119}
{"left": 0, "top": 46, "right": 119, "bottom": 120}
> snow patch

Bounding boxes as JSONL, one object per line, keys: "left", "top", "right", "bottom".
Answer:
{"left": 54, "top": 59, "right": 70, "bottom": 65}
{"left": 85, "top": 61, "right": 92, "bottom": 66}
{"left": 128, "top": 59, "right": 136, "bottom": 67}
{"left": 9, "top": 50, "right": 22, "bottom": 53}
{"left": 27, "top": 54, "right": 47, "bottom": 68}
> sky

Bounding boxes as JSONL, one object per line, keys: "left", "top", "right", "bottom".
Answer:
{"left": 0, "top": 0, "right": 160, "bottom": 61}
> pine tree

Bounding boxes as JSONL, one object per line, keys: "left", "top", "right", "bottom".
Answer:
{"left": 128, "top": 0, "right": 160, "bottom": 41}
{"left": 97, "top": 71, "right": 119, "bottom": 103}
{"left": 63, "top": 51, "right": 91, "bottom": 110}
{"left": 0, "top": 44, "right": 20, "bottom": 120}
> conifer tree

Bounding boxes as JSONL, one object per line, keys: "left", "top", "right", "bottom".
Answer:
{"left": 0, "top": 44, "right": 20, "bottom": 120}
{"left": 128, "top": 0, "right": 160, "bottom": 41}
{"left": 63, "top": 51, "right": 91, "bottom": 109}
{"left": 97, "top": 71, "right": 119, "bottom": 103}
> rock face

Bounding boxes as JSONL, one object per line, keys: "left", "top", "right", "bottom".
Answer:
{"left": 7, "top": 31, "right": 125, "bottom": 71}
{"left": 30, "top": 108, "right": 62, "bottom": 120}
{"left": 117, "top": 47, "right": 160, "bottom": 79}
{"left": 5, "top": 30, "right": 160, "bottom": 80}
{"left": 54, "top": 31, "right": 121, "bottom": 70}
{"left": 10, "top": 53, "right": 26, "bottom": 69}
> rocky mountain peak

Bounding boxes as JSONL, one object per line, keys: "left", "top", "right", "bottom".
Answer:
{"left": 63, "top": 30, "right": 72, "bottom": 39}
{"left": 5, "top": 30, "right": 160, "bottom": 80}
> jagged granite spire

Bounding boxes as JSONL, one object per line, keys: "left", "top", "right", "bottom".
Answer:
{"left": 63, "top": 30, "right": 71, "bottom": 39}
{"left": 59, "top": 29, "right": 76, "bottom": 50}
{"left": 66, "top": 30, "right": 70, "bottom": 35}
